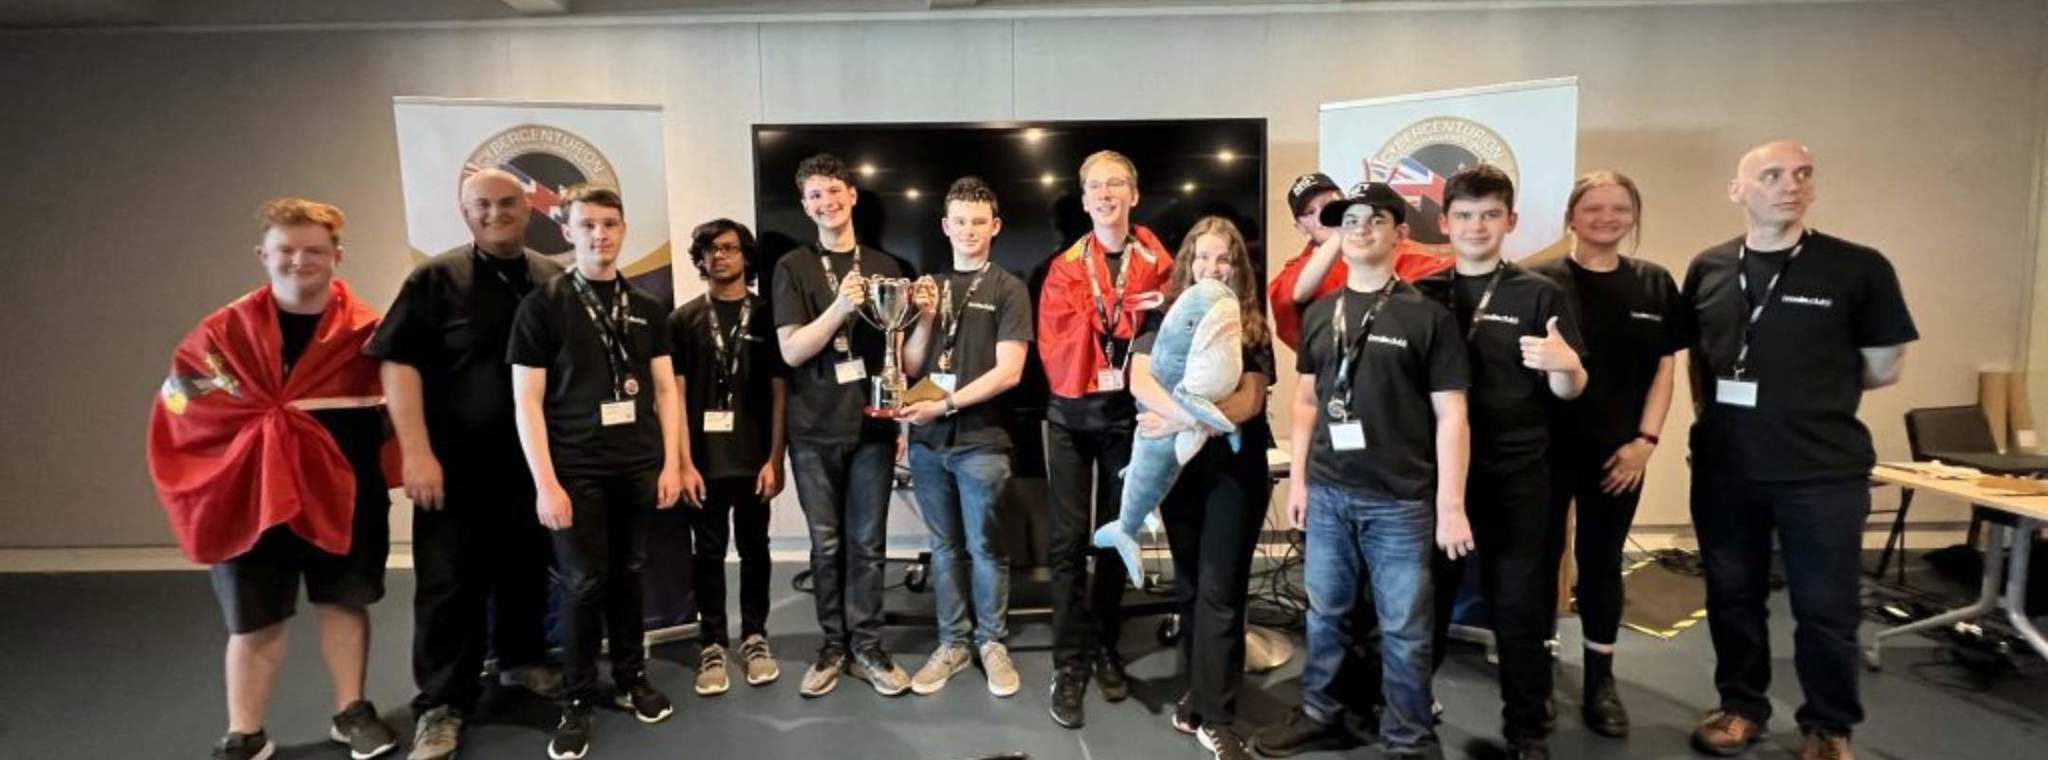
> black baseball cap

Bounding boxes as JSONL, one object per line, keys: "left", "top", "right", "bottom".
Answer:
{"left": 1285, "top": 172, "right": 1342, "bottom": 218}
{"left": 1319, "top": 181, "right": 1408, "bottom": 227}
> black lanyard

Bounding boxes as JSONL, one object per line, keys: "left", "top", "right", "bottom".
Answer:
{"left": 704, "top": 294, "right": 752, "bottom": 410}
{"left": 1083, "top": 236, "right": 1134, "bottom": 371}
{"left": 569, "top": 272, "right": 636, "bottom": 400}
{"left": 1732, "top": 233, "right": 1807, "bottom": 379}
{"left": 1461, "top": 263, "right": 1508, "bottom": 342}
{"left": 820, "top": 245, "right": 862, "bottom": 359}
{"left": 1328, "top": 279, "right": 1399, "bottom": 420}
{"left": 937, "top": 263, "right": 991, "bottom": 372}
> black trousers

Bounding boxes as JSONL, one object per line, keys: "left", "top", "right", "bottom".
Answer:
{"left": 689, "top": 476, "right": 773, "bottom": 647}
{"left": 1161, "top": 443, "right": 1268, "bottom": 729}
{"left": 410, "top": 459, "right": 552, "bottom": 713}
{"left": 552, "top": 469, "right": 656, "bottom": 703}
{"left": 1045, "top": 420, "right": 1131, "bottom": 667}
{"left": 1692, "top": 471, "right": 1868, "bottom": 733}
{"left": 1432, "top": 462, "right": 1559, "bottom": 740}
{"left": 1547, "top": 438, "right": 1644, "bottom": 646}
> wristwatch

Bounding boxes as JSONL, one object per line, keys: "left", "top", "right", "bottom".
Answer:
{"left": 943, "top": 395, "right": 958, "bottom": 417}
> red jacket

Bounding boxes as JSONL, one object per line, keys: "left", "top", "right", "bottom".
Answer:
{"left": 1267, "top": 238, "right": 1453, "bottom": 350}
{"left": 1037, "top": 225, "right": 1175, "bottom": 399}
{"left": 147, "top": 280, "right": 386, "bottom": 564}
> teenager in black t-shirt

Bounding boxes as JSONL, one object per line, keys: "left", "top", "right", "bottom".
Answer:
{"left": 507, "top": 187, "right": 682, "bottom": 760}
{"left": 666, "top": 219, "right": 788, "bottom": 697}
{"left": 769, "top": 153, "right": 913, "bottom": 697}
{"left": 1412, "top": 166, "right": 1585, "bottom": 760}
{"left": 893, "top": 178, "right": 1033, "bottom": 699}
{"left": 1678, "top": 142, "right": 1915, "bottom": 760}
{"left": 365, "top": 169, "right": 563, "bottom": 753}
{"left": 1528, "top": 171, "right": 1682, "bottom": 739}
{"left": 1254, "top": 185, "right": 1471, "bottom": 760}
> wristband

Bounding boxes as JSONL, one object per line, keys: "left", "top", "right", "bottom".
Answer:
{"left": 1637, "top": 432, "right": 1660, "bottom": 446}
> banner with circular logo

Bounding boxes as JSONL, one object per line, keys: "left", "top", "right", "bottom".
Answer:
{"left": 1319, "top": 78, "right": 1578, "bottom": 262}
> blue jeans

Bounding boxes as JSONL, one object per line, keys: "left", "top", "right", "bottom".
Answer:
{"left": 1301, "top": 484, "right": 1436, "bottom": 753}
{"left": 789, "top": 439, "right": 896, "bottom": 653}
{"left": 909, "top": 443, "right": 1012, "bottom": 647}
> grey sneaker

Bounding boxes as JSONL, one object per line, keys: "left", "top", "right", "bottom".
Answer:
{"left": 847, "top": 647, "right": 911, "bottom": 696}
{"left": 328, "top": 700, "right": 398, "bottom": 760}
{"left": 696, "top": 643, "right": 731, "bottom": 696}
{"left": 799, "top": 645, "right": 846, "bottom": 698}
{"left": 910, "top": 643, "right": 973, "bottom": 696}
{"left": 501, "top": 663, "right": 565, "bottom": 700}
{"left": 980, "top": 642, "right": 1020, "bottom": 697}
{"left": 406, "top": 706, "right": 460, "bottom": 760}
{"left": 741, "top": 634, "right": 781, "bottom": 686}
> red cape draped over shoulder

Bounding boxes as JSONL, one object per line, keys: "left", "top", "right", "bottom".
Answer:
{"left": 1036, "top": 225, "right": 1176, "bottom": 399}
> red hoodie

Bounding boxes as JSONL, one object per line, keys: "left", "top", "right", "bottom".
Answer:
{"left": 1267, "top": 238, "right": 1453, "bottom": 350}
{"left": 147, "top": 279, "right": 387, "bottom": 564}
{"left": 1037, "top": 225, "right": 1175, "bottom": 399}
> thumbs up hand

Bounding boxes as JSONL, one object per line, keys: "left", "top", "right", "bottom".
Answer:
{"left": 1518, "top": 316, "right": 1582, "bottom": 372}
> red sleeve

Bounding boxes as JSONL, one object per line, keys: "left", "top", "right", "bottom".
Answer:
{"left": 1394, "top": 240, "right": 1454, "bottom": 282}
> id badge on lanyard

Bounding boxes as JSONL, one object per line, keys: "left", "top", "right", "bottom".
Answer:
{"left": 703, "top": 410, "right": 736, "bottom": 433}
{"left": 1719, "top": 239, "right": 1803, "bottom": 409}
{"left": 601, "top": 400, "right": 637, "bottom": 426}
{"left": 1329, "top": 421, "right": 1366, "bottom": 451}
{"left": 1089, "top": 243, "right": 1131, "bottom": 393}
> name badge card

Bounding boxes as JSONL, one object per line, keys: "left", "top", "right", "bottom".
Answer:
{"left": 1096, "top": 368, "right": 1125, "bottom": 393}
{"left": 1330, "top": 421, "right": 1367, "bottom": 452}
{"left": 600, "top": 401, "right": 637, "bottom": 427}
{"left": 1716, "top": 378, "right": 1759, "bottom": 408}
{"left": 704, "top": 411, "right": 736, "bottom": 433}
{"left": 932, "top": 373, "right": 958, "bottom": 393}
{"left": 835, "top": 360, "right": 867, "bottom": 385}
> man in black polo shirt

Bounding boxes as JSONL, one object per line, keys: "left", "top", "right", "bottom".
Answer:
{"left": 772, "top": 153, "right": 914, "bottom": 698}
{"left": 667, "top": 218, "right": 787, "bottom": 697}
{"left": 368, "top": 168, "right": 563, "bottom": 760}
{"left": 1414, "top": 165, "right": 1586, "bottom": 760}
{"left": 1253, "top": 184, "right": 1472, "bottom": 760}
{"left": 1680, "top": 141, "right": 1915, "bottom": 760}
{"left": 508, "top": 186, "right": 683, "bottom": 760}
{"left": 896, "top": 177, "right": 1033, "bottom": 698}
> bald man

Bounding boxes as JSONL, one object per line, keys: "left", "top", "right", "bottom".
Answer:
{"left": 1677, "top": 141, "right": 1915, "bottom": 760}
{"left": 367, "top": 169, "right": 566, "bottom": 760}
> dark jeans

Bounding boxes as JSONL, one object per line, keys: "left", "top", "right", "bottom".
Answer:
{"left": 909, "top": 443, "right": 1013, "bottom": 647}
{"left": 1431, "top": 462, "right": 1559, "bottom": 741}
{"left": 1161, "top": 443, "right": 1267, "bottom": 729}
{"left": 411, "top": 460, "right": 553, "bottom": 712}
{"left": 1301, "top": 484, "right": 1436, "bottom": 753}
{"left": 789, "top": 439, "right": 894, "bottom": 653}
{"left": 689, "top": 476, "right": 773, "bottom": 647}
{"left": 1692, "top": 471, "right": 1868, "bottom": 733}
{"left": 1548, "top": 439, "right": 1644, "bottom": 646}
{"left": 551, "top": 469, "right": 657, "bottom": 704}
{"left": 1045, "top": 420, "right": 1131, "bottom": 667}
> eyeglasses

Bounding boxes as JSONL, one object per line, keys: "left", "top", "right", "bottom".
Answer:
{"left": 707, "top": 243, "right": 745, "bottom": 257}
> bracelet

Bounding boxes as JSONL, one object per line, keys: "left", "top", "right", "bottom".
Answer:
{"left": 1637, "top": 432, "right": 1660, "bottom": 446}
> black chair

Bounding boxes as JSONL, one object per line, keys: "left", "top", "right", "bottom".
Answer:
{"left": 1878, "top": 406, "right": 2002, "bottom": 582}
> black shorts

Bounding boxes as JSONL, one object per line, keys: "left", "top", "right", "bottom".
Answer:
{"left": 209, "top": 509, "right": 391, "bottom": 634}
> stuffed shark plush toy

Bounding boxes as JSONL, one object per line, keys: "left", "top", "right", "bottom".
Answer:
{"left": 1093, "top": 278, "right": 1243, "bottom": 586}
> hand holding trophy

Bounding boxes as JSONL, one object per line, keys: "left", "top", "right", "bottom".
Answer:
{"left": 854, "top": 277, "right": 921, "bottom": 418}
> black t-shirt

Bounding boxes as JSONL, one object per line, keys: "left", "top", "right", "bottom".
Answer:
{"left": 1679, "top": 231, "right": 1918, "bottom": 481}
{"left": 365, "top": 248, "right": 561, "bottom": 465}
{"left": 1532, "top": 256, "right": 1684, "bottom": 450}
{"left": 506, "top": 271, "right": 672, "bottom": 478}
{"left": 669, "top": 293, "right": 785, "bottom": 480}
{"left": 908, "top": 264, "right": 1034, "bottom": 451}
{"left": 1131, "top": 303, "right": 1277, "bottom": 468}
{"left": 1416, "top": 262, "right": 1586, "bottom": 475}
{"left": 771, "top": 244, "right": 908, "bottom": 446}
{"left": 279, "top": 309, "right": 389, "bottom": 508}
{"left": 279, "top": 309, "right": 320, "bottom": 374}
{"left": 1296, "top": 282, "right": 1470, "bottom": 501}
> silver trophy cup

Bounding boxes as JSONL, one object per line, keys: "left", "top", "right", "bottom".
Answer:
{"left": 855, "top": 277, "right": 921, "bottom": 418}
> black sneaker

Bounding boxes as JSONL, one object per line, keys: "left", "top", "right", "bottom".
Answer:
{"left": 1094, "top": 650, "right": 1131, "bottom": 702}
{"left": 1171, "top": 691, "right": 1202, "bottom": 735}
{"left": 613, "top": 678, "right": 675, "bottom": 723}
{"left": 1584, "top": 677, "right": 1629, "bottom": 737}
{"left": 328, "top": 700, "right": 399, "bottom": 759}
{"left": 548, "top": 703, "right": 593, "bottom": 760}
{"left": 1048, "top": 666, "right": 1088, "bottom": 729}
{"left": 1506, "top": 737, "right": 1551, "bottom": 760}
{"left": 212, "top": 730, "right": 275, "bottom": 760}
{"left": 1251, "top": 707, "right": 1355, "bottom": 757}
{"left": 1199, "top": 724, "right": 1253, "bottom": 760}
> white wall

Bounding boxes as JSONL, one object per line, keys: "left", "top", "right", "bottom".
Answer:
{"left": 1, "top": 0, "right": 2041, "bottom": 549}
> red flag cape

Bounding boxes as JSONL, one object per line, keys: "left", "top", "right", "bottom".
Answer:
{"left": 1266, "top": 238, "right": 1454, "bottom": 350}
{"left": 1037, "top": 225, "right": 1176, "bottom": 399}
{"left": 147, "top": 279, "right": 385, "bottom": 564}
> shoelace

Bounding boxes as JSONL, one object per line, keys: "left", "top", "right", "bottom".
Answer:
{"left": 702, "top": 650, "right": 726, "bottom": 671}
{"left": 982, "top": 646, "right": 1011, "bottom": 671}
{"left": 743, "top": 640, "right": 771, "bottom": 662}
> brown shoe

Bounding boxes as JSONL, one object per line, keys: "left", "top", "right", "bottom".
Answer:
{"left": 1797, "top": 727, "right": 1855, "bottom": 760}
{"left": 1690, "top": 710, "right": 1765, "bottom": 756}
